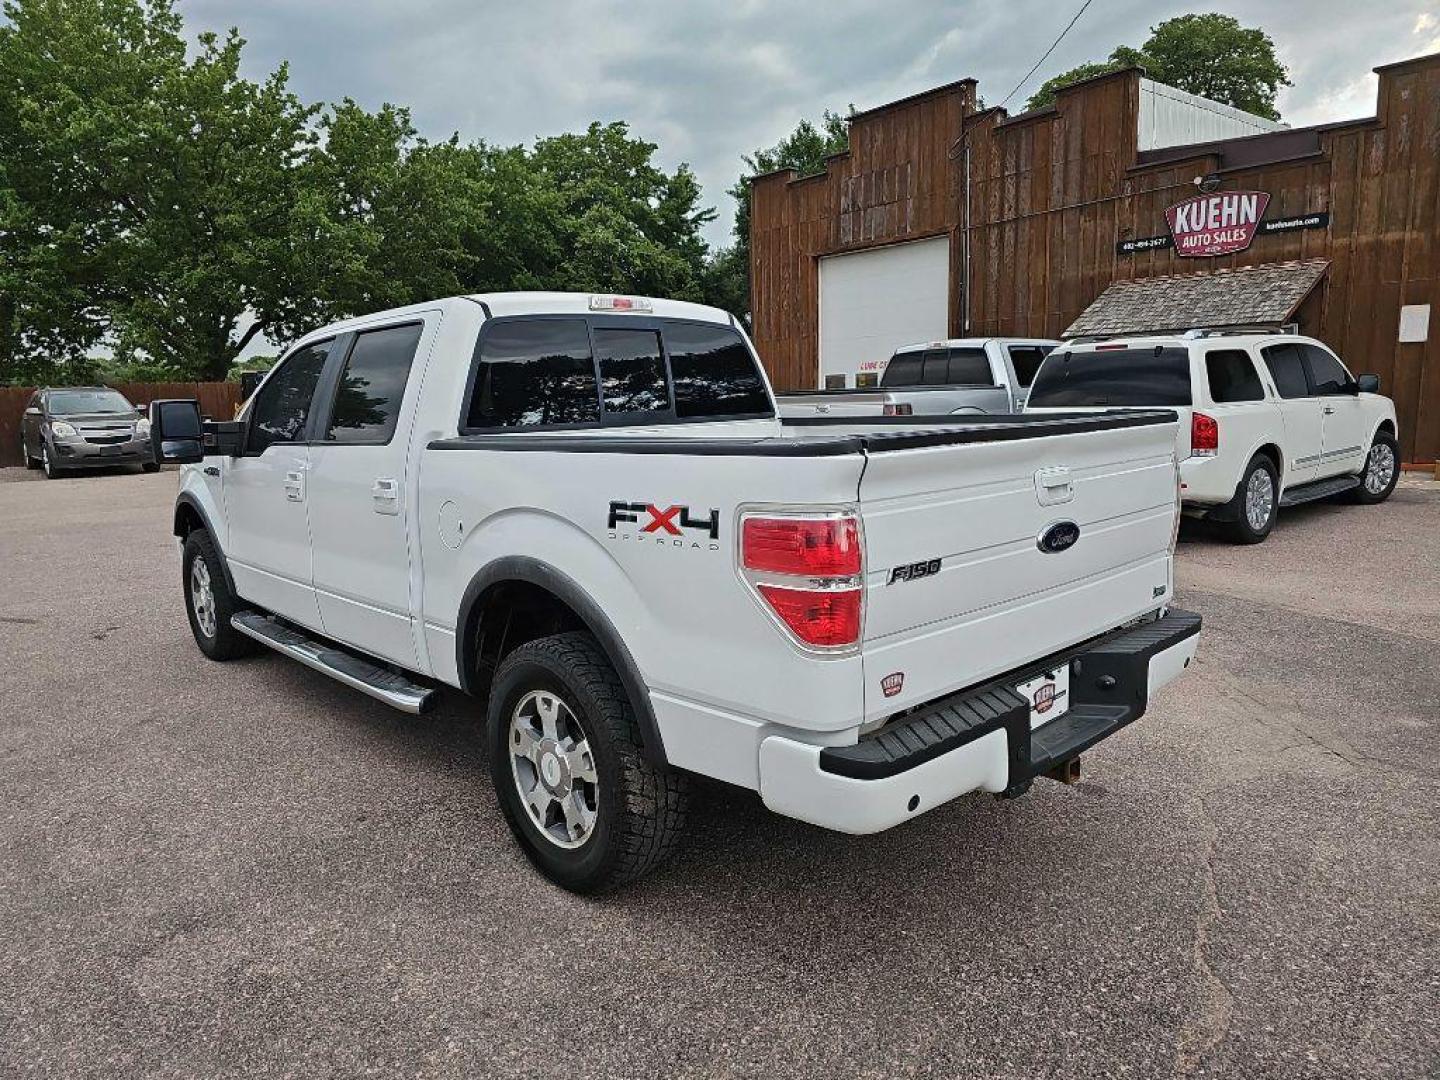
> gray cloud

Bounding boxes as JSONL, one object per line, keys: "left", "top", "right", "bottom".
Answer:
{"left": 180, "top": 0, "right": 1436, "bottom": 247}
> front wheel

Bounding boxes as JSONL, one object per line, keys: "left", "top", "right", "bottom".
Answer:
{"left": 487, "top": 632, "right": 688, "bottom": 893}
{"left": 1344, "top": 432, "right": 1400, "bottom": 504}
{"left": 22, "top": 436, "right": 39, "bottom": 469}
{"left": 40, "top": 444, "right": 60, "bottom": 479}
{"left": 1221, "top": 455, "right": 1278, "bottom": 544}
{"left": 182, "top": 530, "right": 259, "bottom": 661}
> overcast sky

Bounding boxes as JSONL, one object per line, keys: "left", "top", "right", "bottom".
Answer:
{"left": 181, "top": 0, "right": 1439, "bottom": 250}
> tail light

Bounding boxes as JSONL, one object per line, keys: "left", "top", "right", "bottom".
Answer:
{"left": 741, "top": 511, "right": 864, "bottom": 650}
{"left": 882, "top": 402, "right": 913, "bottom": 416}
{"left": 1191, "top": 412, "right": 1219, "bottom": 457}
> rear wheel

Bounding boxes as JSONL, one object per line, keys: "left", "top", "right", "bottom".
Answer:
{"left": 1344, "top": 432, "right": 1399, "bottom": 504}
{"left": 487, "top": 632, "right": 688, "bottom": 893}
{"left": 1221, "top": 455, "right": 1278, "bottom": 544}
{"left": 182, "top": 530, "right": 258, "bottom": 661}
{"left": 21, "top": 435, "right": 38, "bottom": 469}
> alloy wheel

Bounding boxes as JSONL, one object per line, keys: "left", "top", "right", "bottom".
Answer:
{"left": 508, "top": 689, "right": 600, "bottom": 849}
{"left": 1245, "top": 467, "right": 1274, "bottom": 533}
{"left": 190, "top": 558, "right": 217, "bottom": 638}
{"left": 1363, "top": 442, "right": 1395, "bottom": 495}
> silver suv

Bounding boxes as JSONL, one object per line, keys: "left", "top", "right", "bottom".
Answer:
{"left": 19, "top": 387, "right": 158, "bottom": 478}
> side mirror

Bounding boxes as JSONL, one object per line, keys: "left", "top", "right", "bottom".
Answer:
{"left": 1355, "top": 374, "right": 1380, "bottom": 394}
{"left": 24, "top": 406, "right": 41, "bottom": 417}
{"left": 149, "top": 399, "right": 205, "bottom": 464}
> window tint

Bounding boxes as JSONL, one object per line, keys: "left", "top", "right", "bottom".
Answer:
{"left": 248, "top": 341, "right": 331, "bottom": 452}
{"left": 920, "top": 348, "right": 950, "bottom": 385}
{"left": 666, "top": 323, "right": 771, "bottom": 419}
{"left": 467, "top": 319, "right": 599, "bottom": 429}
{"left": 594, "top": 328, "right": 668, "bottom": 415}
{"left": 1205, "top": 349, "right": 1265, "bottom": 403}
{"left": 1008, "top": 346, "right": 1052, "bottom": 388}
{"left": 1302, "top": 344, "right": 1351, "bottom": 396}
{"left": 325, "top": 324, "right": 423, "bottom": 443}
{"left": 880, "top": 351, "right": 923, "bottom": 387}
{"left": 1027, "top": 347, "right": 1192, "bottom": 407}
{"left": 945, "top": 347, "right": 993, "bottom": 385}
{"left": 1262, "top": 343, "right": 1309, "bottom": 400}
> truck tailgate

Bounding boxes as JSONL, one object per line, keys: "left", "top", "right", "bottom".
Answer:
{"left": 855, "top": 412, "right": 1180, "bottom": 723}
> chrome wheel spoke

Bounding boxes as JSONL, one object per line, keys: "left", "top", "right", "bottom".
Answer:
{"left": 508, "top": 689, "right": 600, "bottom": 850}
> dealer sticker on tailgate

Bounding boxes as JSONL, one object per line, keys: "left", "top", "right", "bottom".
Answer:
{"left": 1016, "top": 667, "right": 1070, "bottom": 730}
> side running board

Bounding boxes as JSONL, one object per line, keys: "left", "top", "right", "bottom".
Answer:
{"left": 1279, "top": 474, "right": 1360, "bottom": 507}
{"left": 230, "top": 611, "right": 437, "bottom": 715}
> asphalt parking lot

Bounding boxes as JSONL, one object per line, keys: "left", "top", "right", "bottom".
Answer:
{"left": 1, "top": 465, "right": 1436, "bottom": 1079}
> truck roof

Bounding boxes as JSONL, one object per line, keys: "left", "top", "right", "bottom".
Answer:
{"left": 892, "top": 337, "right": 1058, "bottom": 354}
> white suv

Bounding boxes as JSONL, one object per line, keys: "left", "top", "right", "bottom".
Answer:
{"left": 1026, "top": 332, "right": 1400, "bottom": 543}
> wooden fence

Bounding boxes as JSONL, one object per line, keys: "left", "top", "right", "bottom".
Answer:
{"left": 0, "top": 382, "right": 242, "bottom": 468}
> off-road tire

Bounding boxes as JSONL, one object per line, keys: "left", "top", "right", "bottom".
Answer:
{"left": 1343, "top": 431, "right": 1400, "bottom": 505}
{"left": 487, "top": 632, "right": 688, "bottom": 893}
{"left": 182, "top": 529, "right": 259, "bottom": 661}
{"left": 1221, "top": 454, "right": 1278, "bottom": 545}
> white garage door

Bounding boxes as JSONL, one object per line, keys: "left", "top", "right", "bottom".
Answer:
{"left": 819, "top": 236, "right": 950, "bottom": 388}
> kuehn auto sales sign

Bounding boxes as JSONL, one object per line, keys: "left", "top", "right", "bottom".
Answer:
{"left": 1165, "top": 190, "right": 1270, "bottom": 257}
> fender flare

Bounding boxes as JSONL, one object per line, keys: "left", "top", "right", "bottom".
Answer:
{"left": 455, "top": 555, "right": 668, "bottom": 768}
{"left": 173, "top": 491, "right": 241, "bottom": 601}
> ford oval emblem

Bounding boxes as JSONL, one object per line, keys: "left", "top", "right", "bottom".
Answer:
{"left": 1038, "top": 521, "right": 1081, "bottom": 554}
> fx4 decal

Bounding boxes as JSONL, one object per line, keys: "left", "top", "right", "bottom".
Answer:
{"left": 607, "top": 501, "right": 721, "bottom": 550}
{"left": 887, "top": 558, "right": 941, "bottom": 585}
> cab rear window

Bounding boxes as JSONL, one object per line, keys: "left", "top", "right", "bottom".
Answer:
{"left": 1027, "top": 347, "right": 1192, "bottom": 407}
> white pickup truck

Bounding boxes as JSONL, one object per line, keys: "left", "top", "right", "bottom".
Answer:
{"left": 151, "top": 293, "right": 1200, "bottom": 892}
{"left": 777, "top": 337, "right": 1057, "bottom": 417}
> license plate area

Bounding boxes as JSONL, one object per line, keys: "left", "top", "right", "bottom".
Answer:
{"left": 1015, "top": 666, "right": 1071, "bottom": 730}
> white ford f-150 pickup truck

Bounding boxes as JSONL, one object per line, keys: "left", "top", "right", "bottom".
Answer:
{"left": 150, "top": 293, "right": 1200, "bottom": 892}
{"left": 778, "top": 338, "right": 1058, "bottom": 418}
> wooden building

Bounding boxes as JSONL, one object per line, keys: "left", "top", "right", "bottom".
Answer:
{"left": 749, "top": 53, "right": 1440, "bottom": 463}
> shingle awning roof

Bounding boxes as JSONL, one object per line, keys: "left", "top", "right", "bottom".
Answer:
{"left": 1064, "top": 259, "right": 1330, "bottom": 338}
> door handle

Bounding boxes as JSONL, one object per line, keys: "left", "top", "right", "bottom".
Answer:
{"left": 1323, "top": 405, "right": 1336, "bottom": 415}
{"left": 283, "top": 468, "right": 306, "bottom": 502}
{"left": 372, "top": 477, "right": 400, "bottom": 515}
{"left": 1034, "top": 466, "right": 1074, "bottom": 505}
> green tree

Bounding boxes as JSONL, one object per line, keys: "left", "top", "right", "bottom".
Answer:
{"left": 709, "top": 110, "right": 851, "bottom": 323}
{"left": 1026, "top": 14, "right": 1291, "bottom": 120}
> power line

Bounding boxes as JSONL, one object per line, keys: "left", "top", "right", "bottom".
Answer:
{"left": 997, "top": 0, "right": 1098, "bottom": 110}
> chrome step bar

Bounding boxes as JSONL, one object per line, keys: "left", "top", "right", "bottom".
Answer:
{"left": 231, "top": 611, "right": 437, "bottom": 715}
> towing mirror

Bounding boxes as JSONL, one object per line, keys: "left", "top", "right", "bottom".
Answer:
{"left": 1355, "top": 373, "right": 1380, "bottom": 394}
{"left": 149, "top": 399, "right": 205, "bottom": 464}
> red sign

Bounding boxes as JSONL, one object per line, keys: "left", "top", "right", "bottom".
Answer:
{"left": 1165, "top": 190, "right": 1270, "bottom": 257}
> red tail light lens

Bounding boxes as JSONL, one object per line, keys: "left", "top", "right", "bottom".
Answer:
{"left": 1191, "top": 412, "right": 1219, "bottom": 456}
{"left": 742, "top": 516, "right": 861, "bottom": 577}
{"left": 755, "top": 585, "right": 862, "bottom": 647}
{"left": 882, "top": 402, "right": 913, "bottom": 416}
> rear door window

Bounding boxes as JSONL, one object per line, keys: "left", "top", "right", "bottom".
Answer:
{"left": 248, "top": 340, "right": 333, "bottom": 452}
{"left": 664, "top": 323, "right": 772, "bottom": 419}
{"left": 1300, "top": 343, "right": 1352, "bottom": 395}
{"left": 1205, "top": 349, "right": 1266, "bottom": 403}
{"left": 1007, "top": 346, "right": 1052, "bottom": 388}
{"left": 880, "top": 351, "right": 923, "bottom": 386}
{"left": 325, "top": 323, "right": 423, "bottom": 444}
{"left": 466, "top": 319, "right": 599, "bottom": 429}
{"left": 944, "top": 347, "right": 993, "bottom": 385}
{"left": 1261, "top": 343, "right": 1310, "bottom": 400}
{"left": 1026, "top": 347, "right": 1192, "bottom": 407}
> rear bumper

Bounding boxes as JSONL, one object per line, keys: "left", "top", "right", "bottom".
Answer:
{"left": 757, "top": 609, "right": 1201, "bottom": 833}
